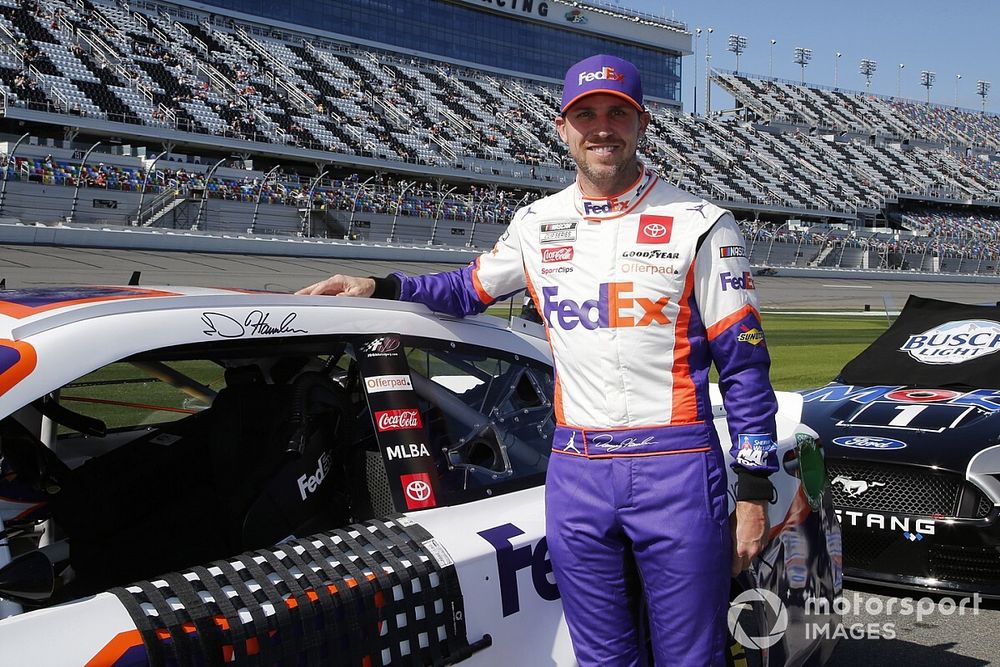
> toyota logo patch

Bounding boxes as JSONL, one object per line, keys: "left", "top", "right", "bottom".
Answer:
{"left": 400, "top": 472, "right": 437, "bottom": 509}
{"left": 637, "top": 215, "right": 673, "bottom": 244}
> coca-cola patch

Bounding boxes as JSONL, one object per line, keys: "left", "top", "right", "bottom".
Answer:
{"left": 374, "top": 408, "right": 423, "bottom": 432}
{"left": 541, "top": 246, "right": 574, "bottom": 263}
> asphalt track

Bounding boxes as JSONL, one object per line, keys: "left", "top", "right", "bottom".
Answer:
{"left": 9, "top": 244, "right": 1000, "bottom": 663}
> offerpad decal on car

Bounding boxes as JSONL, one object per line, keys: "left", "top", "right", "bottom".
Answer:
{"left": 356, "top": 334, "right": 440, "bottom": 511}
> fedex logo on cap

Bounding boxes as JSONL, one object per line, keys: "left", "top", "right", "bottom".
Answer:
{"left": 579, "top": 66, "right": 624, "bottom": 85}
{"left": 542, "top": 282, "right": 670, "bottom": 330}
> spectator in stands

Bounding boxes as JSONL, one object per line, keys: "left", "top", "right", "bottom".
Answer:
{"left": 295, "top": 54, "right": 775, "bottom": 667}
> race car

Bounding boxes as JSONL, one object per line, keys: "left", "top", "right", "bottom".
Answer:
{"left": 0, "top": 285, "right": 840, "bottom": 665}
{"left": 801, "top": 295, "right": 1000, "bottom": 597}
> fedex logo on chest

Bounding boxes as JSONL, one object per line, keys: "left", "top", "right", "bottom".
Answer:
{"left": 542, "top": 282, "right": 670, "bottom": 330}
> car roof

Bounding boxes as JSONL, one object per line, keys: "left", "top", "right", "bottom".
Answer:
{"left": 0, "top": 286, "right": 550, "bottom": 417}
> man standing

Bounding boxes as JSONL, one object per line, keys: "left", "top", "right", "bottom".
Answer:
{"left": 298, "top": 54, "right": 778, "bottom": 666}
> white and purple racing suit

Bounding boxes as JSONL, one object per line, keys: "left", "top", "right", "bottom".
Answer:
{"left": 375, "top": 166, "right": 779, "bottom": 666}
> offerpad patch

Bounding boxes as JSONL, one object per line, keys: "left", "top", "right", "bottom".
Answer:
{"left": 400, "top": 472, "right": 436, "bottom": 509}
{"left": 365, "top": 374, "right": 413, "bottom": 394}
{"left": 637, "top": 215, "right": 672, "bottom": 244}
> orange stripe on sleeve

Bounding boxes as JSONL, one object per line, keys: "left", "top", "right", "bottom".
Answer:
{"left": 469, "top": 257, "right": 495, "bottom": 305}
{"left": 669, "top": 267, "right": 698, "bottom": 424}
{"left": 705, "top": 303, "right": 760, "bottom": 341}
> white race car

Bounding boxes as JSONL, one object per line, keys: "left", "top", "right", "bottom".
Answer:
{"left": 0, "top": 286, "right": 841, "bottom": 666}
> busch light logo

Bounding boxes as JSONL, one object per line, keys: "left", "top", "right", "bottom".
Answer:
{"left": 833, "top": 436, "right": 907, "bottom": 451}
{"left": 542, "top": 246, "right": 574, "bottom": 263}
{"left": 720, "top": 271, "right": 755, "bottom": 291}
{"left": 578, "top": 66, "right": 623, "bottom": 85}
{"left": 542, "top": 283, "right": 669, "bottom": 330}
{"left": 900, "top": 319, "right": 1000, "bottom": 365}
{"left": 375, "top": 409, "right": 422, "bottom": 432}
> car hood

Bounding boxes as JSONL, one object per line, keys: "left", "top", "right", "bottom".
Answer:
{"left": 800, "top": 382, "right": 1000, "bottom": 470}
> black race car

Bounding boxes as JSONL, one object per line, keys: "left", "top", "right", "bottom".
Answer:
{"left": 801, "top": 295, "right": 1000, "bottom": 596}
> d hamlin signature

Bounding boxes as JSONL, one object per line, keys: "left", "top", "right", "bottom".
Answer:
{"left": 202, "top": 311, "right": 308, "bottom": 338}
{"left": 591, "top": 433, "right": 656, "bottom": 453}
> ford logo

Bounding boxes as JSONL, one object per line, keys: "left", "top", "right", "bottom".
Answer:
{"left": 833, "top": 436, "right": 907, "bottom": 450}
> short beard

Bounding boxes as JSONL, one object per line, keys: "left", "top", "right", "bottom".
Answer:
{"left": 576, "top": 158, "right": 639, "bottom": 193}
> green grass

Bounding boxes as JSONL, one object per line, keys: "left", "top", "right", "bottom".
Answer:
{"left": 763, "top": 314, "right": 888, "bottom": 390}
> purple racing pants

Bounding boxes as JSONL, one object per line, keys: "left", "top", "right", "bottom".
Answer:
{"left": 545, "top": 435, "right": 732, "bottom": 666}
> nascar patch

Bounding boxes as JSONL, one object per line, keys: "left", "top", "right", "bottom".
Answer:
{"left": 720, "top": 245, "right": 746, "bottom": 258}
{"left": 540, "top": 222, "right": 577, "bottom": 244}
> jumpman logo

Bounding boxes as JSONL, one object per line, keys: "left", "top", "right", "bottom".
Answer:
{"left": 687, "top": 203, "right": 709, "bottom": 218}
{"left": 563, "top": 431, "right": 580, "bottom": 453}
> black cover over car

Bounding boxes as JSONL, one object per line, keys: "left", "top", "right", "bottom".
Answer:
{"left": 801, "top": 296, "right": 1000, "bottom": 595}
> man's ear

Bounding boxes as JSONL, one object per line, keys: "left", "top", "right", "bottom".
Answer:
{"left": 638, "top": 110, "right": 651, "bottom": 135}
{"left": 555, "top": 115, "right": 568, "bottom": 143}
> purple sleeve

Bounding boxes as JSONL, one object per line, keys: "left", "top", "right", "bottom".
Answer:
{"left": 708, "top": 309, "right": 780, "bottom": 480}
{"left": 693, "top": 213, "right": 779, "bottom": 484}
{"left": 393, "top": 265, "right": 491, "bottom": 317}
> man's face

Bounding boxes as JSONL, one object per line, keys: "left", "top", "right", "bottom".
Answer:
{"left": 555, "top": 93, "right": 650, "bottom": 197}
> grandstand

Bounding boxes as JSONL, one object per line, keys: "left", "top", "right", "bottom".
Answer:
{"left": 0, "top": 0, "right": 997, "bottom": 273}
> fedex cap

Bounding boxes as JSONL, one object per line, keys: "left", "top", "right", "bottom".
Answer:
{"left": 560, "top": 54, "right": 644, "bottom": 114}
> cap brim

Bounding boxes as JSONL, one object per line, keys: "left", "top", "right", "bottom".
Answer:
{"left": 561, "top": 89, "right": 644, "bottom": 114}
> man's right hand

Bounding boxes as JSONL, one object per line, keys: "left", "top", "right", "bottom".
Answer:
{"left": 295, "top": 274, "right": 376, "bottom": 297}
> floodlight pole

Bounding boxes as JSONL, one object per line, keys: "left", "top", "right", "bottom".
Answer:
{"left": 0, "top": 131, "right": 29, "bottom": 216}
{"left": 251, "top": 163, "right": 281, "bottom": 233}
{"left": 136, "top": 150, "right": 166, "bottom": 226}
{"left": 194, "top": 157, "right": 226, "bottom": 231}
{"left": 69, "top": 141, "right": 102, "bottom": 224}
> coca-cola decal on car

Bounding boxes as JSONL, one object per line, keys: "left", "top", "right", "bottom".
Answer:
{"left": 374, "top": 408, "right": 423, "bottom": 432}
{"left": 541, "top": 246, "right": 574, "bottom": 263}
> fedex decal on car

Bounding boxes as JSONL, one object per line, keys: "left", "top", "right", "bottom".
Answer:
{"left": 542, "top": 282, "right": 670, "bottom": 330}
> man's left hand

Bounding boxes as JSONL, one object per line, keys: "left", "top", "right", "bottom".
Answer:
{"left": 731, "top": 499, "right": 770, "bottom": 576}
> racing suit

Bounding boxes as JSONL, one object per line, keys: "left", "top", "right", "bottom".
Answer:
{"left": 376, "top": 166, "right": 779, "bottom": 666}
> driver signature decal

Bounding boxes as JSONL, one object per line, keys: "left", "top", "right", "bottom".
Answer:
{"left": 201, "top": 311, "right": 308, "bottom": 338}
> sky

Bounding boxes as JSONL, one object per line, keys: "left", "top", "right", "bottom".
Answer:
{"left": 620, "top": 1, "right": 1000, "bottom": 114}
